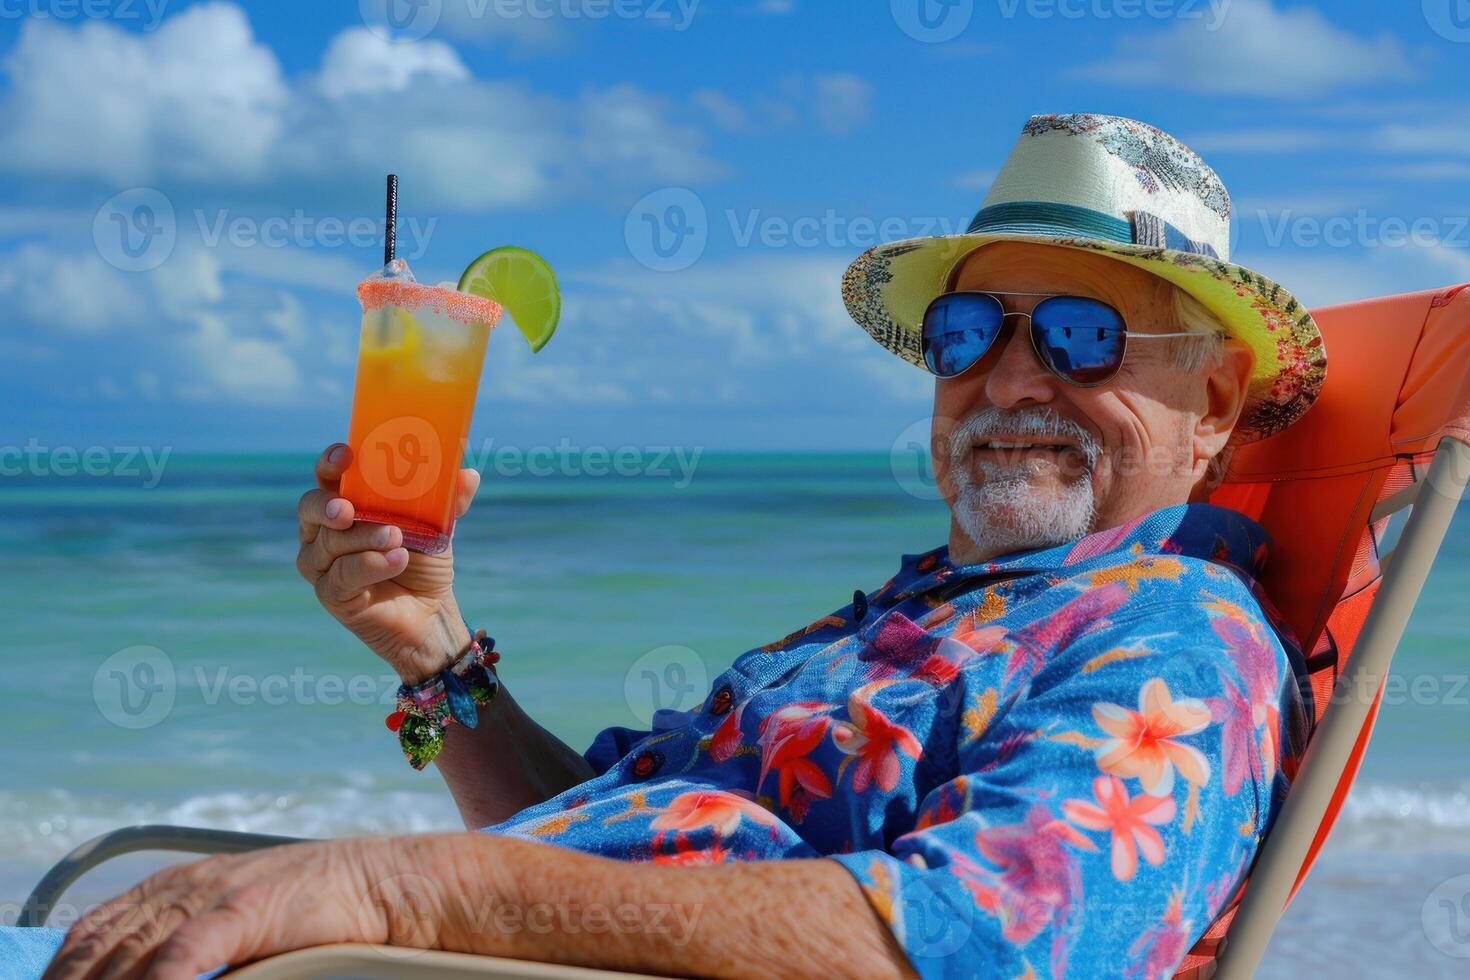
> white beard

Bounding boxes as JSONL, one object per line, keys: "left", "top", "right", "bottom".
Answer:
{"left": 947, "top": 407, "right": 1100, "bottom": 556}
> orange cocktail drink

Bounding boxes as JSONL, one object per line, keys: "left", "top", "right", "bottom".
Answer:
{"left": 341, "top": 261, "right": 503, "bottom": 555}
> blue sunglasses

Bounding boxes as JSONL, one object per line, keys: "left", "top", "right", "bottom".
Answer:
{"left": 921, "top": 291, "right": 1207, "bottom": 387}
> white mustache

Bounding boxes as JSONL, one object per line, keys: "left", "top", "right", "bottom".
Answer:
{"left": 947, "top": 407, "right": 1101, "bottom": 471}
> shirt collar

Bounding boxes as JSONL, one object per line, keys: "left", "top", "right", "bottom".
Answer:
{"left": 886, "top": 502, "right": 1272, "bottom": 601}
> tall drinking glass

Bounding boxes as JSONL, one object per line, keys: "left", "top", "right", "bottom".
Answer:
{"left": 341, "top": 260, "right": 503, "bottom": 555}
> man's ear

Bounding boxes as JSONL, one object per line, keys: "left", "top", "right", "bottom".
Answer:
{"left": 1195, "top": 338, "right": 1255, "bottom": 467}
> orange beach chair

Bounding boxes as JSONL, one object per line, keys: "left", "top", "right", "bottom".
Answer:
{"left": 18, "top": 285, "right": 1470, "bottom": 979}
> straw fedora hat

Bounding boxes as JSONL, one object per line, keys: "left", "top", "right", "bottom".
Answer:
{"left": 842, "top": 112, "right": 1326, "bottom": 443}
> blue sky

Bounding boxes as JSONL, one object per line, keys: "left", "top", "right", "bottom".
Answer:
{"left": 2, "top": 0, "right": 1468, "bottom": 451}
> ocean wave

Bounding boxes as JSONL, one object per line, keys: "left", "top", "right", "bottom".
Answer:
{"left": 1, "top": 785, "right": 463, "bottom": 866}
{"left": 5, "top": 779, "right": 1467, "bottom": 867}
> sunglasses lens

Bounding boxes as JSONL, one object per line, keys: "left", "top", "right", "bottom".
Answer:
{"left": 1031, "top": 296, "right": 1128, "bottom": 385}
{"left": 922, "top": 293, "right": 1004, "bottom": 377}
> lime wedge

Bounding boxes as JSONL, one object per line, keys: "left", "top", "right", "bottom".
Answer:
{"left": 457, "top": 246, "right": 561, "bottom": 352}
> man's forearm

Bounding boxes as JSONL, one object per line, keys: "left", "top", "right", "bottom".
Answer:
{"left": 433, "top": 684, "right": 596, "bottom": 828}
{"left": 422, "top": 834, "right": 914, "bottom": 979}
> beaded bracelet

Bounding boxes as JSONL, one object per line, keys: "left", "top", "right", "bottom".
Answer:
{"left": 385, "top": 631, "right": 500, "bottom": 770}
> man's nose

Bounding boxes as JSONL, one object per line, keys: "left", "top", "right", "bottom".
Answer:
{"left": 984, "top": 316, "right": 1058, "bottom": 409}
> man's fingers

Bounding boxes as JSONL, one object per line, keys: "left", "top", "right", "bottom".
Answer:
{"left": 297, "top": 489, "right": 355, "bottom": 544}
{"left": 453, "top": 467, "right": 481, "bottom": 519}
{"left": 316, "top": 443, "right": 351, "bottom": 490}
{"left": 300, "top": 522, "right": 402, "bottom": 579}
{"left": 315, "top": 549, "right": 410, "bottom": 604}
{"left": 146, "top": 906, "right": 249, "bottom": 980}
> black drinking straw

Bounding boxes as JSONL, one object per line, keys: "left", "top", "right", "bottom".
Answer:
{"left": 384, "top": 174, "right": 398, "bottom": 266}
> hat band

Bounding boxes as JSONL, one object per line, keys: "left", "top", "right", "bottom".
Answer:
{"left": 967, "top": 201, "right": 1219, "bottom": 259}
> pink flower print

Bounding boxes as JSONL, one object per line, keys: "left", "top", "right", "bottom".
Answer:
{"left": 1063, "top": 776, "right": 1176, "bottom": 881}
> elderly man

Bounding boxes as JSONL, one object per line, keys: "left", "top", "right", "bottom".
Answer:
{"left": 40, "top": 114, "right": 1320, "bottom": 979}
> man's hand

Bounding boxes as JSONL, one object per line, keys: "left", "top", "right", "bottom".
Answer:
{"left": 39, "top": 836, "right": 461, "bottom": 980}
{"left": 296, "top": 443, "right": 483, "bottom": 683}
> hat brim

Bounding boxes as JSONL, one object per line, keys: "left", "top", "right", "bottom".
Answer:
{"left": 842, "top": 233, "right": 1326, "bottom": 444}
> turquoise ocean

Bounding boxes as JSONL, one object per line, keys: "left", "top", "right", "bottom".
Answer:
{"left": 2, "top": 453, "right": 1468, "bottom": 975}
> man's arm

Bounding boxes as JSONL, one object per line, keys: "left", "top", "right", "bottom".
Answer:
{"left": 43, "top": 834, "right": 915, "bottom": 980}
{"left": 437, "top": 836, "right": 915, "bottom": 979}
{"left": 433, "top": 678, "right": 596, "bottom": 828}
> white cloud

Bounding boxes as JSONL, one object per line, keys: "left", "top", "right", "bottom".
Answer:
{"left": 951, "top": 169, "right": 996, "bottom": 192}
{"left": 1361, "top": 161, "right": 1470, "bottom": 181}
{"left": 811, "top": 74, "right": 874, "bottom": 136}
{"left": 691, "top": 73, "right": 873, "bottom": 136}
{"left": 691, "top": 89, "right": 751, "bottom": 132}
{"left": 0, "top": 243, "right": 147, "bottom": 334}
{"left": 1074, "top": 0, "right": 1414, "bottom": 98}
{"left": 0, "top": 2, "right": 287, "bottom": 185}
{"left": 316, "top": 29, "right": 469, "bottom": 99}
{"left": 182, "top": 311, "right": 304, "bottom": 405}
{"left": 1184, "top": 127, "right": 1340, "bottom": 154}
{"left": 0, "top": 4, "right": 722, "bottom": 209}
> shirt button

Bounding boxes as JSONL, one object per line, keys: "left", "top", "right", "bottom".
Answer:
{"left": 631, "top": 750, "right": 663, "bottom": 779}
{"left": 709, "top": 686, "right": 734, "bottom": 716}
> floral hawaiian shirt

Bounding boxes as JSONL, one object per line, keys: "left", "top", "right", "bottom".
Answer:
{"left": 487, "top": 503, "right": 1313, "bottom": 979}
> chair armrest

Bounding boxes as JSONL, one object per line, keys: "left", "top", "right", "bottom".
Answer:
{"left": 224, "top": 944, "right": 667, "bottom": 979}
{"left": 19, "top": 825, "right": 305, "bottom": 927}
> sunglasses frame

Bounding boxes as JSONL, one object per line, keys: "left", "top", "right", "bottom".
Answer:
{"left": 921, "top": 290, "right": 1214, "bottom": 387}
